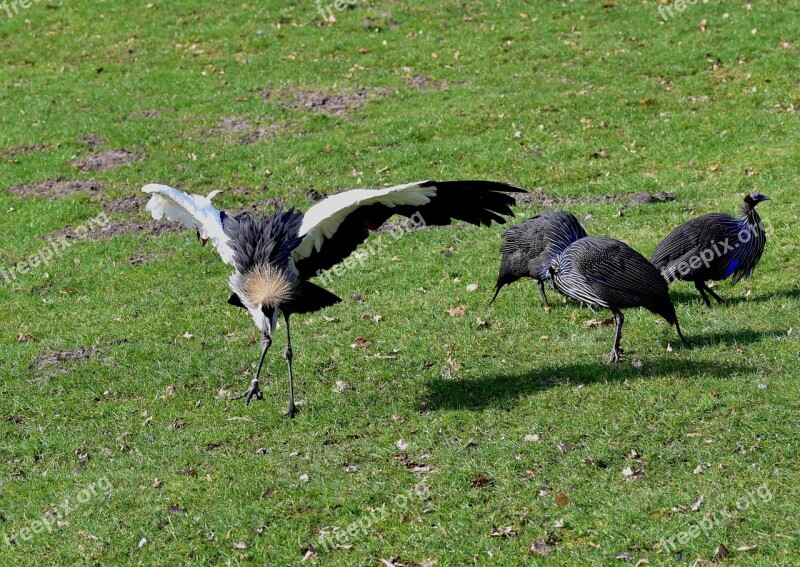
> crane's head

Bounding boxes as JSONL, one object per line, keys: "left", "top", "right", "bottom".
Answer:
{"left": 744, "top": 191, "right": 770, "bottom": 207}
{"left": 229, "top": 264, "right": 298, "bottom": 335}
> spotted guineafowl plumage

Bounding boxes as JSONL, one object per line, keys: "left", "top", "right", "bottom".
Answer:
{"left": 492, "top": 211, "right": 588, "bottom": 309}
{"left": 651, "top": 191, "right": 769, "bottom": 306}
{"left": 549, "top": 236, "right": 687, "bottom": 363}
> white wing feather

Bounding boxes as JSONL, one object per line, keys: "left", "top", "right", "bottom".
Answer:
{"left": 292, "top": 181, "right": 437, "bottom": 262}
{"left": 141, "top": 184, "right": 236, "bottom": 266}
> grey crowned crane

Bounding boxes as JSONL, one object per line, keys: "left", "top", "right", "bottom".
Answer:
{"left": 142, "top": 180, "right": 523, "bottom": 417}
{"left": 491, "top": 211, "right": 588, "bottom": 310}
{"left": 548, "top": 237, "right": 688, "bottom": 364}
{"left": 651, "top": 191, "right": 770, "bottom": 306}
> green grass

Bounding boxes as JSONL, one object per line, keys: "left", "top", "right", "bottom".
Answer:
{"left": 2, "top": 0, "right": 800, "bottom": 565}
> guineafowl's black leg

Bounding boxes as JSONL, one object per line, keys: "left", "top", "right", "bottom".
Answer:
{"left": 537, "top": 280, "right": 551, "bottom": 309}
{"left": 607, "top": 309, "right": 624, "bottom": 364}
{"left": 694, "top": 281, "right": 712, "bottom": 307}
{"left": 284, "top": 315, "right": 298, "bottom": 419}
{"left": 674, "top": 318, "right": 689, "bottom": 346}
{"left": 231, "top": 333, "right": 271, "bottom": 405}
{"left": 702, "top": 282, "right": 725, "bottom": 304}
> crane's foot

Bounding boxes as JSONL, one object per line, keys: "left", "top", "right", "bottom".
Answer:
{"left": 286, "top": 402, "right": 298, "bottom": 419}
{"left": 607, "top": 348, "right": 623, "bottom": 365}
{"left": 231, "top": 378, "right": 263, "bottom": 406}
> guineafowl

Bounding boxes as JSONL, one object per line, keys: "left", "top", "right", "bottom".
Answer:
{"left": 491, "top": 211, "right": 588, "bottom": 309}
{"left": 548, "top": 236, "right": 688, "bottom": 364}
{"left": 651, "top": 191, "right": 769, "bottom": 306}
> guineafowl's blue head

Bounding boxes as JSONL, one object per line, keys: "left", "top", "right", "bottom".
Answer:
{"left": 745, "top": 191, "right": 770, "bottom": 207}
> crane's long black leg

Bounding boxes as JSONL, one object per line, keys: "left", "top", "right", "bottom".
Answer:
{"left": 607, "top": 310, "right": 624, "bottom": 364}
{"left": 702, "top": 282, "right": 725, "bottom": 304}
{"left": 284, "top": 315, "right": 298, "bottom": 419}
{"left": 231, "top": 333, "right": 271, "bottom": 405}
{"left": 694, "top": 281, "right": 712, "bottom": 307}
{"left": 537, "top": 280, "right": 551, "bottom": 310}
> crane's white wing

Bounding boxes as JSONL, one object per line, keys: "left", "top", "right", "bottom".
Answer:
{"left": 293, "top": 181, "right": 437, "bottom": 262}
{"left": 291, "top": 179, "right": 523, "bottom": 278}
{"left": 142, "top": 184, "right": 236, "bottom": 266}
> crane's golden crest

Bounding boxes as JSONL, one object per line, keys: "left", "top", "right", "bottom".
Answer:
{"left": 241, "top": 264, "right": 296, "bottom": 307}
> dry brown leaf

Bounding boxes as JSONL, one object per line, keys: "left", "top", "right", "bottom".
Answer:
{"left": 446, "top": 307, "right": 466, "bottom": 317}
{"left": 530, "top": 538, "right": 553, "bottom": 556}
{"left": 350, "top": 337, "right": 371, "bottom": 348}
{"left": 585, "top": 318, "right": 614, "bottom": 328}
{"left": 471, "top": 476, "right": 492, "bottom": 488}
{"left": 554, "top": 492, "right": 571, "bottom": 506}
{"left": 333, "top": 380, "right": 352, "bottom": 393}
{"left": 490, "top": 525, "right": 515, "bottom": 538}
{"left": 622, "top": 467, "right": 643, "bottom": 481}
{"left": 737, "top": 545, "right": 757, "bottom": 552}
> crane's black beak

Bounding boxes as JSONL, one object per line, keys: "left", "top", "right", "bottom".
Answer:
{"left": 261, "top": 305, "right": 276, "bottom": 336}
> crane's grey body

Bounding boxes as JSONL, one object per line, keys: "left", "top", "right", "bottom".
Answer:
{"left": 143, "top": 180, "right": 524, "bottom": 416}
{"left": 651, "top": 192, "right": 769, "bottom": 306}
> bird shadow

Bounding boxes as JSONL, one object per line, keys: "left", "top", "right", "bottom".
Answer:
{"left": 670, "top": 287, "right": 800, "bottom": 307}
{"left": 688, "top": 327, "right": 782, "bottom": 348}
{"left": 424, "top": 357, "right": 756, "bottom": 412}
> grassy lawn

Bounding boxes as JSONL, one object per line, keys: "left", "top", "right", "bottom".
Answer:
{"left": 2, "top": 0, "right": 799, "bottom": 564}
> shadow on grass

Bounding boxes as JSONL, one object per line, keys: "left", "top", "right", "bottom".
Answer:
{"left": 691, "top": 326, "right": 783, "bottom": 347}
{"left": 670, "top": 287, "right": 800, "bottom": 307}
{"left": 425, "top": 357, "right": 757, "bottom": 411}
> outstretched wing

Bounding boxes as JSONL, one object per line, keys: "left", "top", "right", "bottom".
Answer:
{"left": 142, "top": 184, "right": 236, "bottom": 266}
{"left": 292, "top": 180, "right": 524, "bottom": 278}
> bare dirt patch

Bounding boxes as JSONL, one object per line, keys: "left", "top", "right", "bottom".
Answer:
{"left": 129, "top": 251, "right": 168, "bottom": 265}
{"left": 229, "top": 197, "right": 285, "bottom": 217}
{"left": 129, "top": 108, "right": 170, "bottom": 119}
{"left": 42, "top": 218, "right": 183, "bottom": 243}
{"left": 516, "top": 190, "right": 675, "bottom": 207}
{"left": 6, "top": 178, "right": 104, "bottom": 199}
{"left": 105, "top": 195, "right": 148, "bottom": 215}
{"left": 217, "top": 117, "right": 252, "bottom": 134}
{"left": 405, "top": 75, "right": 447, "bottom": 91}
{"left": 213, "top": 117, "right": 290, "bottom": 144}
{"left": 0, "top": 144, "right": 46, "bottom": 158}
{"left": 261, "top": 85, "right": 391, "bottom": 116}
{"left": 305, "top": 188, "right": 325, "bottom": 202}
{"left": 32, "top": 345, "right": 98, "bottom": 373}
{"left": 78, "top": 134, "right": 106, "bottom": 151}
{"left": 72, "top": 149, "right": 144, "bottom": 172}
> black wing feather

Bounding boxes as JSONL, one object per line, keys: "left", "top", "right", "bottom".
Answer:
{"left": 295, "top": 180, "right": 524, "bottom": 279}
